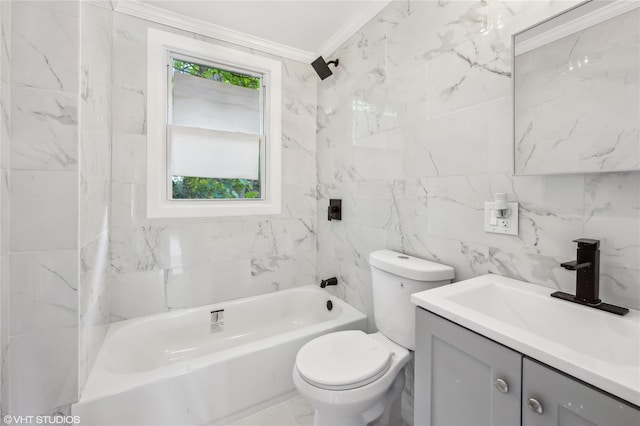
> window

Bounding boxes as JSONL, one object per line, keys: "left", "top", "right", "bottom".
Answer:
{"left": 147, "top": 29, "right": 282, "bottom": 218}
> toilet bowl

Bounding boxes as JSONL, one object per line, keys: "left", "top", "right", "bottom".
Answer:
{"left": 293, "top": 250, "right": 454, "bottom": 426}
{"left": 293, "top": 331, "right": 409, "bottom": 426}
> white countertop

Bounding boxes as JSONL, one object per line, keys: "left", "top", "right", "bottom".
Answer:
{"left": 411, "top": 274, "right": 640, "bottom": 407}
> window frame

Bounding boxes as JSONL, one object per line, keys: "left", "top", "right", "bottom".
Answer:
{"left": 147, "top": 28, "right": 282, "bottom": 218}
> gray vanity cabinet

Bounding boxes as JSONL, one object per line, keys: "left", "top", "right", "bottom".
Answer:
{"left": 415, "top": 309, "right": 522, "bottom": 426}
{"left": 522, "top": 358, "right": 640, "bottom": 426}
{"left": 415, "top": 308, "right": 640, "bottom": 426}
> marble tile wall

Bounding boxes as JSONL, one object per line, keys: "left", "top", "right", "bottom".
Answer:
{"left": 316, "top": 1, "right": 640, "bottom": 423}
{"left": 0, "top": 0, "right": 9, "bottom": 414}
{"left": 109, "top": 13, "right": 318, "bottom": 321}
{"left": 2, "top": 0, "right": 80, "bottom": 416}
{"left": 78, "top": 1, "right": 112, "bottom": 397}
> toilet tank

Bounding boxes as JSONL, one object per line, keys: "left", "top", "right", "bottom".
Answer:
{"left": 369, "top": 250, "right": 454, "bottom": 350}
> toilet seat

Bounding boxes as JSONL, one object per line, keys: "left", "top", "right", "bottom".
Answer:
{"left": 295, "top": 330, "right": 392, "bottom": 391}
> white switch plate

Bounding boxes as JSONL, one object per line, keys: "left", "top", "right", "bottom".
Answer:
{"left": 484, "top": 202, "right": 519, "bottom": 236}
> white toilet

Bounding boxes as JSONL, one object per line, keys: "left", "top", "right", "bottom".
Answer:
{"left": 293, "top": 249, "right": 454, "bottom": 426}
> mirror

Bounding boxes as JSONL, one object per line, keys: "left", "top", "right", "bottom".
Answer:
{"left": 513, "top": 1, "right": 639, "bottom": 175}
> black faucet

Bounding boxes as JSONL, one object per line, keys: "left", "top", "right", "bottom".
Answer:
{"left": 551, "top": 238, "right": 628, "bottom": 315}
{"left": 320, "top": 277, "right": 338, "bottom": 288}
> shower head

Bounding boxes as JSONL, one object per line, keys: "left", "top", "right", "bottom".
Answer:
{"left": 311, "top": 56, "right": 340, "bottom": 80}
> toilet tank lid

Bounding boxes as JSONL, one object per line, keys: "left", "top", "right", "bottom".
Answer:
{"left": 369, "top": 250, "right": 454, "bottom": 282}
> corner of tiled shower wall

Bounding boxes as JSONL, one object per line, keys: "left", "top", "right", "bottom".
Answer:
{"left": 78, "top": 0, "right": 113, "bottom": 398}
{"left": 316, "top": 1, "right": 640, "bottom": 423}
{"left": 108, "top": 12, "right": 318, "bottom": 321}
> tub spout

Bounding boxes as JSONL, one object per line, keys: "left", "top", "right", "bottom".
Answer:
{"left": 320, "top": 277, "right": 338, "bottom": 288}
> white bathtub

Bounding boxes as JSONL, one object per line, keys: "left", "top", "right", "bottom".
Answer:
{"left": 73, "top": 285, "right": 367, "bottom": 425}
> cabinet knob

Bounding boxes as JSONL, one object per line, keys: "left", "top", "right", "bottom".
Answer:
{"left": 527, "top": 398, "right": 544, "bottom": 415}
{"left": 494, "top": 378, "right": 509, "bottom": 394}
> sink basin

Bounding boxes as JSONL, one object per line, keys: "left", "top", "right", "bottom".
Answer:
{"left": 411, "top": 274, "right": 640, "bottom": 406}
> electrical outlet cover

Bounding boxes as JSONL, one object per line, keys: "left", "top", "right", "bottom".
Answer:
{"left": 484, "top": 202, "right": 519, "bottom": 235}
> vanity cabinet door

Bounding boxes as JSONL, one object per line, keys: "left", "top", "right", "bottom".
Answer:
{"left": 415, "top": 308, "right": 522, "bottom": 426}
{"left": 522, "top": 358, "right": 640, "bottom": 426}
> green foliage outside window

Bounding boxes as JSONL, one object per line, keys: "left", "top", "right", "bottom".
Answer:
{"left": 172, "top": 59, "right": 261, "bottom": 200}
{"left": 172, "top": 176, "right": 260, "bottom": 199}
{"left": 173, "top": 59, "right": 261, "bottom": 89}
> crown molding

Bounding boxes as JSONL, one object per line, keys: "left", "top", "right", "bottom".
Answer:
{"left": 515, "top": 0, "right": 639, "bottom": 56}
{"left": 318, "top": 0, "right": 392, "bottom": 58}
{"left": 113, "top": 0, "right": 316, "bottom": 63}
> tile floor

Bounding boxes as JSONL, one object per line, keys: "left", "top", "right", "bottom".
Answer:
{"left": 231, "top": 394, "right": 410, "bottom": 426}
{"left": 233, "top": 395, "right": 314, "bottom": 426}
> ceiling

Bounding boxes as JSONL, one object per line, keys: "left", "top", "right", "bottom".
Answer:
{"left": 121, "top": 0, "right": 391, "bottom": 61}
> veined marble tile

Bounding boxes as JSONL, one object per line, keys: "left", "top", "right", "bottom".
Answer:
{"left": 285, "top": 396, "right": 314, "bottom": 426}
{"left": 11, "top": 1, "right": 78, "bottom": 93}
{"left": 1, "top": 169, "right": 8, "bottom": 256}
{"left": 81, "top": 3, "right": 112, "bottom": 90}
{"left": 427, "top": 26, "right": 511, "bottom": 118}
{"left": 9, "top": 326, "right": 78, "bottom": 415}
{"left": 233, "top": 401, "right": 297, "bottom": 426}
{"left": 112, "top": 12, "right": 148, "bottom": 93}
{"left": 282, "top": 147, "right": 316, "bottom": 185}
{"left": 110, "top": 270, "right": 167, "bottom": 321}
{"left": 10, "top": 170, "right": 78, "bottom": 252}
{"left": 166, "top": 258, "right": 251, "bottom": 309}
{"left": 80, "top": 80, "right": 111, "bottom": 148}
{"left": 81, "top": 130, "right": 111, "bottom": 178}
{"left": 9, "top": 250, "right": 78, "bottom": 336}
{"left": 251, "top": 251, "right": 317, "bottom": 290}
{"left": 112, "top": 86, "right": 146, "bottom": 135}
{"left": 1, "top": 256, "right": 10, "bottom": 416}
{"left": 78, "top": 285, "right": 109, "bottom": 397}
{"left": 281, "top": 183, "right": 316, "bottom": 222}
{"left": 584, "top": 172, "right": 640, "bottom": 271}
{"left": 387, "top": 0, "right": 488, "bottom": 76}
{"left": 111, "top": 133, "right": 146, "bottom": 184}
{"left": 425, "top": 174, "right": 489, "bottom": 244}
{"left": 599, "top": 266, "right": 640, "bottom": 311}
{"left": 353, "top": 130, "right": 406, "bottom": 181}
{"left": 27, "top": 1, "right": 79, "bottom": 17}
{"left": 79, "top": 173, "right": 109, "bottom": 246}
{"left": 351, "top": 63, "right": 428, "bottom": 140}
{"left": 11, "top": 86, "right": 78, "bottom": 171}
{"left": 0, "top": 0, "right": 11, "bottom": 85}
{"left": 486, "top": 96, "right": 513, "bottom": 173}
{"left": 79, "top": 231, "right": 109, "bottom": 317}
{"left": 1, "top": 81, "right": 9, "bottom": 169}
{"left": 251, "top": 218, "right": 315, "bottom": 258}
{"left": 326, "top": 26, "right": 387, "bottom": 89}
{"left": 487, "top": 245, "right": 574, "bottom": 292}
{"left": 422, "top": 102, "right": 491, "bottom": 176}
{"left": 282, "top": 60, "right": 317, "bottom": 154}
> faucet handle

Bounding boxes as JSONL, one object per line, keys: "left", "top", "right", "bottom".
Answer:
{"left": 561, "top": 260, "right": 591, "bottom": 270}
{"left": 572, "top": 238, "right": 600, "bottom": 250}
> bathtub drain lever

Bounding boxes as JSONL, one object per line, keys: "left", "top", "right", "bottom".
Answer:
{"left": 210, "top": 309, "right": 225, "bottom": 332}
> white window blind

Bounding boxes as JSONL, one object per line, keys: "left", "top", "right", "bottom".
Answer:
{"left": 172, "top": 72, "right": 261, "bottom": 133}
{"left": 169, "top": 67, "right": 262, "bottom": 181}
{"left": 168, "top": 125, "right": 261, "bottom": 180}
